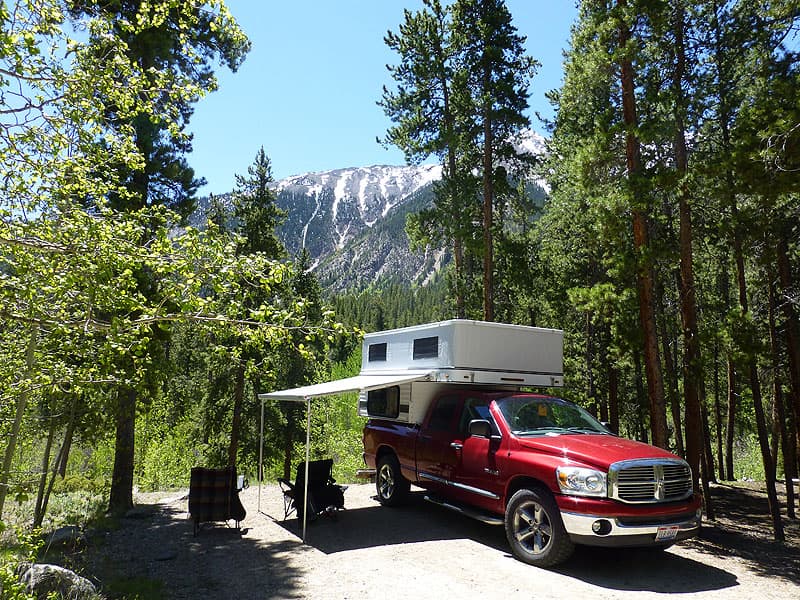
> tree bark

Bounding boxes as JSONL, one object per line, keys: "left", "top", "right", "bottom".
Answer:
{"left": 109, "top": 387, "right": 136, "bottom": 515}
{"left": 617, "top": 0, "right": 667, "bottom": 448}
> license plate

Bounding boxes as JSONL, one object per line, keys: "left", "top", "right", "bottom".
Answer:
{"left": 656, "top": 525, "right": 679, "bottom": 541}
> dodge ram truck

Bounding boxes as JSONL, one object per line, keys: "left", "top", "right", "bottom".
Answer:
{"left": 363, "top": 388, "right": 702, "bottom": 567}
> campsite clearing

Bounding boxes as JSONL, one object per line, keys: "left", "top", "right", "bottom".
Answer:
{"left": 57, "top": 481, "right": 800, "bottom": 599}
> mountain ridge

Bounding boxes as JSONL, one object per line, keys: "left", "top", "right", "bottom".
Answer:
{"left": 193, "top": 131, "right": 548, "bottom": 292}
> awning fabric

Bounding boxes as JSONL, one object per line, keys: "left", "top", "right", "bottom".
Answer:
{"left": 258, "top": 371, "right": 433, "bottom": 402}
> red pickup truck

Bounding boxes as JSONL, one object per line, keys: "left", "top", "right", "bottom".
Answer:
{"left": 363, "top": 388, "right": 702, "bottom": 567}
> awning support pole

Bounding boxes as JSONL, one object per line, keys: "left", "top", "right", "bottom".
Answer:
{"left": 258, "top": 394, "right": 265, "bottom": 514}
{"left": 302, "top": 396, "right": 311, "bottom": 543}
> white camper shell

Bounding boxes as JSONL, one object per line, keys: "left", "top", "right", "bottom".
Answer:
{"left": 356, "top": 320, "right": 563, "bottom": 424}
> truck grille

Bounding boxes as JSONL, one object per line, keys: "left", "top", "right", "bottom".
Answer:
{"left": 608, "top": 459, "right": 693, "bottom": 504}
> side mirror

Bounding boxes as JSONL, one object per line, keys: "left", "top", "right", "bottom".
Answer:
{"left": 468, "top": 419, "right": 493, "bottom": 438}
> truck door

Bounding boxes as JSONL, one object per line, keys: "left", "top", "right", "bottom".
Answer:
{"left": 416, "top": 394, "right": 463, "bottom": 490}
{"left": 447, "top": 395, "right": 504, "bottom": 512}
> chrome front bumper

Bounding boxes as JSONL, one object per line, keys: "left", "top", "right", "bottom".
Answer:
{"left": 561, "top": 509, "right": 702, "bottom": 546}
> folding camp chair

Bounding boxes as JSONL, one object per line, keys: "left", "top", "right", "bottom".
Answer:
{"left": 188, "top": 466, "right": 247, "bottom": 535}
{"left": 278, "top": 459, "right": 346, "bottom": 521}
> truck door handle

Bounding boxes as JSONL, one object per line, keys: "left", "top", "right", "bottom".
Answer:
{"left": 450, "top": 442, "right": 463, "bottom": 450}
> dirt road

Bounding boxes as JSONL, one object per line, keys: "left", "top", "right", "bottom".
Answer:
{"left": 77, "top": 482, "right": 800, "bottom": 599}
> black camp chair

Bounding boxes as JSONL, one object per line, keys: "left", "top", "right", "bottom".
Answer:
{"left": 278, "top": 459, "right": 346, "bottom": 521}
{"left": 188, "top": 466, "right": 247, "bottom": 535}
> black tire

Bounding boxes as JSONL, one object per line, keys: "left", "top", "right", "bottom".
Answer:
{"left": 504, "top": 488, "right": 574, "bottom": 567}
{"left": 376, "top": 454, "right": 410, "bottom": 506}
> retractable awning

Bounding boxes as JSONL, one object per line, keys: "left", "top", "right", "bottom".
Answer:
{"left": 256, "top": 370, "right": 432, "bottom": 542}
{"left": 257, "top": 370, "right": 433, "bottom": 401}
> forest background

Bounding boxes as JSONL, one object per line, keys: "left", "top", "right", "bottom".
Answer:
{"left": 1, "top": 0, "right": 799, "bottom": 563}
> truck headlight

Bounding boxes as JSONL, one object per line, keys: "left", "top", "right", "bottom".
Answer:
{"left": 556, "top": 466, "right": 607, "bottom": 497}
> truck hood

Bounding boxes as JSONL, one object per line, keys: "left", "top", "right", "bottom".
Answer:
{"left": 515, "top": 434, "right": 681, "bottom": 470}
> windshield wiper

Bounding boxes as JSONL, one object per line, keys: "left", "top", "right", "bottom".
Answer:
{"left": 566, "top": 427, "right": 608, "bottom": 434}
{"left": 515, "top": 427, "right": 569, "bottom": 436}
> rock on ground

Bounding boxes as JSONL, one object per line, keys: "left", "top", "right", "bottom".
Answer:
{"left": 21, "top": 563, "right": 98, "bottom": 600}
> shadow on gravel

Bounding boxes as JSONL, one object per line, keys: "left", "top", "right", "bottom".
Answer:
{"left": 683, "top": 483, "right": 800, "bottom": 585}
{"left": 81, "top": 503, "right": 306, "bottom": 600}
{"left": 275, "top": 490, "right": 740, "bottom": 594}
{"left": 554, "top": 546, "right": 738, "bottom": 593}
{"left": 274, "top": 490, "right": 508, "bottom": 555}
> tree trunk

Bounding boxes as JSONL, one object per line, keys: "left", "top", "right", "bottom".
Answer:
{"left": 56, "top": 395, "right": 78, "bottom": 479}
{"left": 699, "top": 387, "right": 716, "bottom": 520}
{"left": 777, "top": 231, "right": 800, "bottom": 457}
{"left": 33, "top": 408, "right": 57, "bottom": 528}
{"left": 228, "top": 360, "right": 246, "bottom": 468}
{"left": 700, "top": 386, "right": 717, "bottom": 485}
{"left": 730, "top": 214, "right": 783, "bottom": 541}
{"left": 0, "top": 323, "right": 37, "bottom": 520}
{"left": 768, "top": 281, "right": 783, "bottom": 477}
{"left": 671, "top": 1, "right": 702, "bottom": 491}
{"left": 34, "top": 396, "right": 78, "bottom": 528}
{"left": 714, "top": 340, "right": 725, "bottom": 481}
{"left": 634, "top": 353, "right": 649, "bottom": 444}
{"left": 586, "top": 313, "right": 597, "bottom": 417}
{"left": 726, "top": 359, "right": 737, "bottom": 480}
{"left": 784, "top": 402, "right": 798, "bottom": 519}
{"left": 109, "top": 387, "right": 136, "bottom": 515}
{"left": 617, "top": 0, "right": 667, "bottom": 448}
{"left": 482, "top": 96, "right": 494, "bottom": 322}
{"left": 660, "top": 312, "right": 684, "bottom": 456}
{"left": 749, "top": 360, "right": 785, "bottom": 541}
{"left": 609, "top": 364, "right": 620, "bottom": 435}
{"left": 770, "top": 274, "right": 797, "bottom": 518}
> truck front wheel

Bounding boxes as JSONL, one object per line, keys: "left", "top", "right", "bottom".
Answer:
{"left": 505, "top": 488, "right": 574, "bottom": 567}
{"left": 376, "top": 454, "right": 410, "bottom": 506}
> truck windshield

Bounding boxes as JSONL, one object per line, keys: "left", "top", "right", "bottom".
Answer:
{"left": 496, "top": 396, "right": 610, "bottom": 436}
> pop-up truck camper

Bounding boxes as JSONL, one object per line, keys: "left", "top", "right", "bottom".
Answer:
{"left": 260, "top": 319, "right": 701, "bottom": 568}
{"left": 355, "top": 319, "right": 564, "bottom": 423}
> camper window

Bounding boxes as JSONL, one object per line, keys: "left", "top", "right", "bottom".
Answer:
{"left": 368, "top": 343, "right": 387, "bottom": 362}
{"left": 366, "top": 386, "right": 400, "bottom": 418}
{"left": 413, "top": 336, "right": 439, "bottom": 359}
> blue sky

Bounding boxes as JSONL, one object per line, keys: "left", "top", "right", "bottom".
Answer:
{"left": 189, "top": 1, "right": 578, "bottom": 195}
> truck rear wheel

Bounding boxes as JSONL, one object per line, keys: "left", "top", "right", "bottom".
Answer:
{"left": 376, "top": 454, "right": 410, "bottom": 506}
{"left": 505, "top": 488, "right": 574, "bottom": 567}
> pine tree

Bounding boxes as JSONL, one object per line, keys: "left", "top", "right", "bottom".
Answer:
{"left": 451, "top": 0, "right": 538, "bottom": 321}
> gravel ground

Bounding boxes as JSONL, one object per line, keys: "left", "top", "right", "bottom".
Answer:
{"left": 74, "top": 482, "right": 800, "bottom": 599}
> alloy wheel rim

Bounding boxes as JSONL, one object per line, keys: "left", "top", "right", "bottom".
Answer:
{"left": 513, "top": 500, "right": 552, "bottom": 555}
{"left": 379, "top": 464, "right": 395, "bottom": 499}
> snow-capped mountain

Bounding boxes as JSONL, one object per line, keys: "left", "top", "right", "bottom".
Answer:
{"left": 193, "top": 130, "right": 547, "bottom": 293}
{"left": 275, "top": 163, "right": 441, "bottom": 264}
